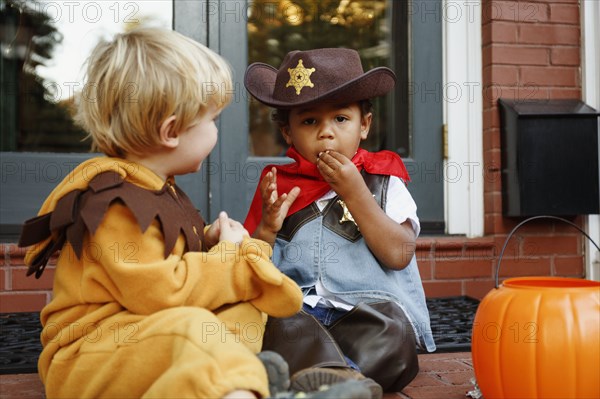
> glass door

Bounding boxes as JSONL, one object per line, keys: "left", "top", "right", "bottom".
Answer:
{"left": 0, "top": 0, "right": 174, "bottom": 238}
{"left": 211, "top": 0, "right": 444, "bottom": 232}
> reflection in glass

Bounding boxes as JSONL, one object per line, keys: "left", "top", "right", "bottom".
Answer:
{"left": 247, "top": 0, "right": 405, "bottom": 157}
{"left": 1, "top": 0, "right": 172, "bottom": 152}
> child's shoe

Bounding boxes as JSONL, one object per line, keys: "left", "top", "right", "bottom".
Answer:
{"left": 272, "top": 380, "right": 370, "bottom": 399}
{"left": 258, "top": 351, "right": 291, "bottom": 395}
{"left": 290, "top": 367, "right": 382, "bottom": 399}
{"left": 258, "top": 351, "right": 370, "bottom": 399}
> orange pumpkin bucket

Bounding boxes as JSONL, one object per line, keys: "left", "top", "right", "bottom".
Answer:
{"left": 471, "top": 216, "right": 600, "bottom": 399}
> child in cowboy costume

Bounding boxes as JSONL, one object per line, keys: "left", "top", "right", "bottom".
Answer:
{"left": 244, "top": 48, "right": 436, "bottom": 398}
{"left": 17, "top": 30, "right": 369, "bottom": 399}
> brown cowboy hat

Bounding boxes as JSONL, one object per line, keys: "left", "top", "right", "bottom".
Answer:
{"left": 244, "top": 48, "right": 396, "bottom": 109}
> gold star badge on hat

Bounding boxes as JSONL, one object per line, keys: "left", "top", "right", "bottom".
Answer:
{"left": 286, "top": 59, "right": 315, "bottom": 95}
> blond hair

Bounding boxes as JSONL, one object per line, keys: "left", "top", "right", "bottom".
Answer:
{"left": 74, "top": 28, "right": 233, "bottom": 157}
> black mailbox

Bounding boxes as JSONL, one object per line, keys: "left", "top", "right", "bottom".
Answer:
{"left": 499, "top": 99, "right": 599, "bottom": 217}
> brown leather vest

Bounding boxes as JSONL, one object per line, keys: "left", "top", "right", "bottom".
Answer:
{"left": 277, "top": 172, "right": 389, "bottom": 243}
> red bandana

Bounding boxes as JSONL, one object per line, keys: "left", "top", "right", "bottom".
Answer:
{"left": 244, "top": 147, "right": 410, "bottom": 235}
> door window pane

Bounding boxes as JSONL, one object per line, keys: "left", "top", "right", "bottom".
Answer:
{"left": 1, "top": 0, "right": 173, "bottom": 152}
{"left": 247, "top": 0, "right": 408, "bottom": 157}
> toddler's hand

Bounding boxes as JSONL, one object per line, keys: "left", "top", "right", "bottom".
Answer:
{"left": 259, "top": 167, "right": 300, "bottom": 234}
{"left": 203, "top": 219, "right": 221, "bottom": 249}
{"left": 317, "top": 150, "right": 363, "bottom": 198}
{"left": 218, "top": 211, "right": 249, "bottom": 244}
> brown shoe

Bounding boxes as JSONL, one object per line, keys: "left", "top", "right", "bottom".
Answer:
{"left": 290, "top": 367, "right": 382, "bottom": 399}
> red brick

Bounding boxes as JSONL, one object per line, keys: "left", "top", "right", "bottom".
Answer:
{"left": 493, "top": 235, "right": 520, "bottom": 259}
{"left": 482, "top": 2, "right": 493, "bottom": 25}
{"left": 520, "top": 66, "right": 578, "bottom": 86}
{"left": 551, "top": 47, "right": 580, "bottom": 66}
{"left": 418, "top": 259, "right": 433, "bottom": 281}
{"left": 401, "top": 383, "right": 474, "bottom": 399}
{"left": 434, "top": 259, "right": 493, "bottom": 279}
{"left": 416, "top": 241, "right": 432, "bottom": 259}
{"left": 4, "top": 243, "right": 28, "bottom": 267}
{"left": 2, "top": 243, "right": 27, "bottom": 257}
{"left": 405, "top": 373, "right": 445, "bottom": 387}
{"left": 521, "top": 235, "right": 580, "bottom": 256}
{"left": 12, "top": 268, "right": 54, "bottom": 291}
{"left": 422, "top": 281, "right": 462, "bottom": 298}
{"left": 485, "top": 65, "right": 519, "bottom": 85}
{"left": 416, "top": 238, "right": 435, "bottom": 251}
{"left": 483, "top": 169, "right": 502, "bottom": 193}
{"left": 482, "top": 21, "right": 493, "bottom": 46}
{"left": 491, "top": 21, "right": 519, "bottom": 44}
{"left": 433, "top": 247, "right": 463, "bottom": 262}
{"left": 554, "top": 256, "right": 585, "bottom": 276}
{"left": 420, "top": 352, "right": 472, "bottom": 362}
{"left": 483, "top": 181, "right": 501, "bottom": 203}
{"left": 0, "top": 292, "right": 47, "bottom": 312}
{"left": 465, "top": 247, "right": 496, "bottom": 262}
{"left": 483, "top": 166, "right": 501, "bottom": 193}
{"left": 491, "top": 45, "right": 549, "bottom": 65}
{"left": 0, "top": 244, "right": 9, "bottom": 258}
{"left": 483, "top": 107, "right": 501, "bottom": 132}
{"left": 383, "top": 394, "right": 406, "bottom": 399}
{"left": 0, "top": 374, "right": 44, "bottom": 399}
{"left": 482, "top": 83, "right": 501, "bottom": 107}
{"left": 497, "top": 85, "right": 551, "bottom": 102}
{"left": 484, "top": 215, "right": 496, "bottom": 236}
{"left": 496, "top": 257, "right": 552, "bottom": 278}
{"left": 482, "top": 128, "right": 494, "bottom": 151}
{"left": 416, "top": 251, "right": 431, "bottom": 263}
{"left": 551, "top": 216, "right": 585, "bottom": 234}
{"left": 9, "top": 254, "right": 28, "bottom": 267}
{"left": 484, "top": 192, "right": 503, "bottom": 215}
{"left": 548, "top": 88, "right": 582, "bottom": 99}
{"left": 518, "top": 24, "right": 580, "bottom": 45}
{"left": 419, "top": 357, "right": 473, "bottom": 373}
{"left": 464, "top": 279, "right": 497, "bottom": 300}
{"left": 484, "top": 149, "right": 502, "bottom": 172}
{"left": 485, "top": 1, "right": 548, "bottom": 23}
{"left": 496, "top": 216, "right": 557, "bottom": 235}
{"left": 483, "top": 83, "right": 549, "bottom": 107}
{"left": 485, "top": 212, "right": 510, "bottom": 236}
{"left": 0, "top": 269, "right": 6, "bottom": 290}
{"left": 483, "top": 192, "right": 494, "bottom": 215}
{"left": 549, "top": 4, "right": 580, "bottom": 24}
{"left": 438, "top": 370, "right": 478, "bottom": 386}
{"left": 433, "top": 238, "right": 465, "bottom": 250}
{"left": 484, "top": 128, "right": 501, "bottom": 152}
{"left": 482, "top": 45, "right": 492, "bottom": 68}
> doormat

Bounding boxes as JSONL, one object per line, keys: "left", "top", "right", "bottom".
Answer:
{"left": 0, "top": 312, "right": 43, "bottom": 374}
{"left": 425, "top": 296, "right": 480, "bottom": 353}
{"left": 0, "top": 296, "right": 480, "bottom": 374}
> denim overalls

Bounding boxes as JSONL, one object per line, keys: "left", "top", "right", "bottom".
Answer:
{"left": 271, "top": 173, "right": 436, "bottom": 353}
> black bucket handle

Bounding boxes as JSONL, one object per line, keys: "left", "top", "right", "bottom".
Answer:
{"left": 495, "top": 215, "right": 600, "bottom": 288}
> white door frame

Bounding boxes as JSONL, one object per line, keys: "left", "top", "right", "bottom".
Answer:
{"left": 443, "top": 0, "right": 484, "bottom": 237}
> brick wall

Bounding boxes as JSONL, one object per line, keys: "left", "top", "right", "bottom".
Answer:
{"left": 413, "top": 0, "right": 585, "bottom": 299}
{"left": 1, "top": 245, "right": 54, "bottom": 313}
{"left": 478, "top": 0, "right": 583, "bottom": 290}
{"left": 0, "top": 0, "right": 588, "bottom": 313}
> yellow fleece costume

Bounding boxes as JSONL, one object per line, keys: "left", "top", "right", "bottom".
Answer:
{"left": 22, "top": 157, "right": 303, "bottom": 398}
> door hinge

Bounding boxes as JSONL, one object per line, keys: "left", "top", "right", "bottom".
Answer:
{"left": 442, "top": 124, "right": 448, "bottom": 160}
